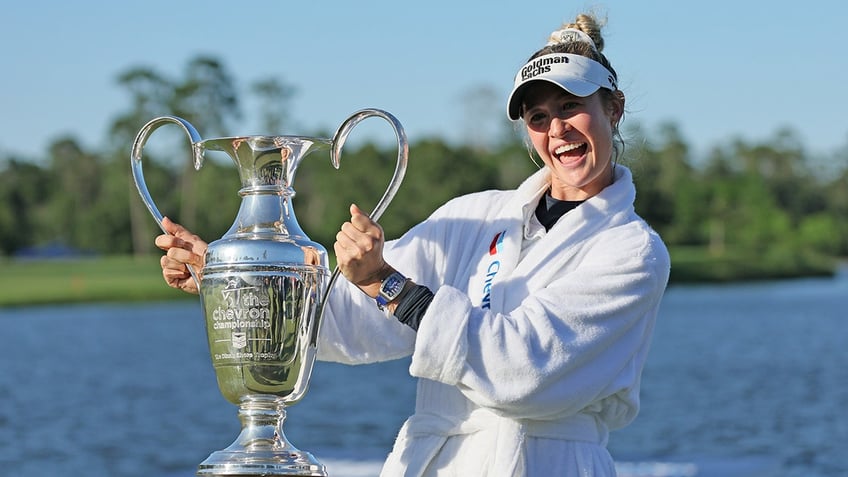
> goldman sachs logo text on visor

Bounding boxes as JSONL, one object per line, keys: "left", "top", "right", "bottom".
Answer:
{"left": 520, "top": 56, "right": 570, "bottom": 81}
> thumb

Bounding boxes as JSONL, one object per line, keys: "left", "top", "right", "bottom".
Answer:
{"left": 349, "top": 203, "right": 370, "bottom": 219}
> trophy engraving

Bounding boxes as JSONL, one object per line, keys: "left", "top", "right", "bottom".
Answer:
{"left": 131, "top": 110, "right": 408, "bottom": 476}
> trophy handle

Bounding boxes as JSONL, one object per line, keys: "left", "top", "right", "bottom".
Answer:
{"left": 131, "top": 116, "right": 205, "bottom": 231}
{"left": 130, "top": 116, "right": 205, "bottom": 285}
{"left": 329, "top": 108, "right": 409, "bottom": 223}
{"left": 313, "top": 109, "right": 409, "bottom": 344}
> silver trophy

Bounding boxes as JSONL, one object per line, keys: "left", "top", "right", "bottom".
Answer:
{"left": 131, "top": 110, "right": 408, "bottom": 476}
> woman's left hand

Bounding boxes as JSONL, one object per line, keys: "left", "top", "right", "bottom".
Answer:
{"left": 333, "top": 203, "right": 391, "bottom": 293}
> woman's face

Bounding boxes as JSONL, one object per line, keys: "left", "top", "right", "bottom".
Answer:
{"left": 522, "top": 83, "right": 622, "bottom": 201}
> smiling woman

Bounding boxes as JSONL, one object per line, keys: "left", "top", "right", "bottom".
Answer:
{"left": 155, "top": 11, "right": 671, "bottom": 477}
{"left": 506, "top": 17, "right": 625, "bottom": 202}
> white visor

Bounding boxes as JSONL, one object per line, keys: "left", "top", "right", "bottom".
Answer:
{"left": 506, "top": 53, "right": 617, "bottom": 120}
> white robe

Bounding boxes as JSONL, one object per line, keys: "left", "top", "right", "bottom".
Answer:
{"left": 317, "top": 165, "right": 670, "bottom": 477}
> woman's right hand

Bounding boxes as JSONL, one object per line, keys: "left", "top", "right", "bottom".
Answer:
{"left": 154, "top": 217, "right": 207, "bottom": 295}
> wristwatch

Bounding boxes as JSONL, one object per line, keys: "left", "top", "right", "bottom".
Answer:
{"left": 376, "top": 271, "right": 409, "bottom": 309}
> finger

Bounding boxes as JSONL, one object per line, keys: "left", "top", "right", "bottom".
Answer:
{"left": 348, "top": 215, "right": 383, "bottom": 244}
{"left": 344, "top": 223, "right": 382, "bottom": 257}
{"left": 333, "top": 240, "right": 350, "bottom": 261}
{"left": 162, "top": 218, "right": 208, "bottom": 255}
{"left": 339, "top": 221, "right": 363, "bottom": 241}
{"left": 162, "top": 267, "right": 191, "bottom": 283}
{"left": 335, "top": 228, "right": 365, "bottom": 257}
{"left": 161, "top": 254, "right": 190, "bottom": 273}
{"left": 166, "top": 246, "right": 203, "bottom": 268}
{"left": 161, "top": 258, "right": 190, "bottom": 285}
{"left": 335, "top": 225, "right": 352, "bottom": 245}
{"left": 161, "top": 216, "right": 185, "bottom": 236}
{"left": 163, "top": 216, "right": 203, "bottom": 243}
{"left": 154, "top": 234, "right": 185, "bottom": 251}
{"left": 158, "top": 218, "right": 192, "bottom": 251}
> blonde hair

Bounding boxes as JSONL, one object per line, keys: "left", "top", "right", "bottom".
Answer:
{"left": 549, "top": 14, "right": 606, "bottom": 52}
{"left": 534, "top": 13, "right": 616, "bottom": 89}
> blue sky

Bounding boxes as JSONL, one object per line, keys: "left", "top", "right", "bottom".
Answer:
{"left": 2, "top": 1, "right": 846, "bottom": 160}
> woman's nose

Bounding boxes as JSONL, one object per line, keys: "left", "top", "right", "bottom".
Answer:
{"left": 549, "top": 117, "right": 571, "bottom": 138}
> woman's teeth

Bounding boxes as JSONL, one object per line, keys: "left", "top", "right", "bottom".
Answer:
{"left": 555, "top": 143, "right": 586, "bottom": 155}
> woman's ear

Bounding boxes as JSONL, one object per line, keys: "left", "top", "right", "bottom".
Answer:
{"left": 608, "top": 90, "right": 625, "bottom": 124}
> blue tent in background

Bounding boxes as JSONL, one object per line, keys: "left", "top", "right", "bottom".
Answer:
{"left": 13, "top": 242, "right": 95, "bottom": 259}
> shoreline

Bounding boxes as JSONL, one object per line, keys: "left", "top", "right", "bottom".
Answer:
{"left": 0, "top": 253, "right": 841, "bottom": 308}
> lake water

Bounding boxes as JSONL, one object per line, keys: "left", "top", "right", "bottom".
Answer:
{"left": 0, "top": 268, "right": 846, "bottom": 477}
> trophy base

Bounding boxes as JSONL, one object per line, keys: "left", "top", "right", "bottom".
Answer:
{"left": 197, "top": 395, "right": 327, "bottom": 476}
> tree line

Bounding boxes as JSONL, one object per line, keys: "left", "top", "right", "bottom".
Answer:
{"left": 1, "top": 55, "right": 846, "bottom": 274}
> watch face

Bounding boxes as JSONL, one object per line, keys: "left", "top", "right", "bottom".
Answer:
{"left": 379, "top": 272, "right": 407, "bottom": 304}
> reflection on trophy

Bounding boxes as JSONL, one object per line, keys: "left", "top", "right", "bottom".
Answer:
{"left": 131, "top": 110, "right": 407, "bottom": 475}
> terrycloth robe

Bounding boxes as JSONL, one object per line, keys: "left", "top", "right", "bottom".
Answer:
{"left": 318, "top": 165, "right": 671, "bottom": 477}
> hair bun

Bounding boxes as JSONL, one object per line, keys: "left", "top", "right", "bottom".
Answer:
{"left": 563, "top": 13, "right": 605, "bottom": 52}
{"left": 546, "top": 28, "right": 598, "bottom": 51}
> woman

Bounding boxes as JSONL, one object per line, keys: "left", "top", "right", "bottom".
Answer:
{"left": 158, "top": 13, "right": 670, "bottom": 477}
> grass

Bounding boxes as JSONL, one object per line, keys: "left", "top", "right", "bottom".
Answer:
{"left": 668, "top": 246, "right": 835, "bottom": 284}
{"left": 0, "top": 248, "right": 838, "bottom": 307}
{"left": 0, "top": 255, "right": 191, "bottom": 308}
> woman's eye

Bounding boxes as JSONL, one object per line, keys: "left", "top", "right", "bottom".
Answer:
{"left": 530, "top": 113, "right": 546, "bottom": 123}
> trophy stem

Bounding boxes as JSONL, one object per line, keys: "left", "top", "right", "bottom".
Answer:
{"left": 197, "top": 394, "right": 327, "bottom": 476}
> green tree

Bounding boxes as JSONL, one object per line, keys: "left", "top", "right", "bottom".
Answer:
{"left": 170, "top": 56, "right": 241, "bottom": 231}
{"left": 111, "top": 66, "right": 176, "bottom": 255}
{"left": 734, "top": 129, "right": 818, "bottom": 222}
{"left": 627, "top": 122, "right": 700, "bottom": 244}
{"left": 41, "top": 137, "right": 103, "bottom": 251}
{"left": 171, "top": 56, "right": 240, "bottom": 135}
{"left": 823, "top": 141, "right": 848, "bottom": 255}
{"left": 701, "top": 147, "right": 737, "bottom": 255}
{"left": 0, "top": 158, "right": 48, "bottom": 255}
{"left": 2, "top": 48, "right": 843, "bottom": 281}
{"left": 109, "top": 57, "right": 245, "bottom": 254}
